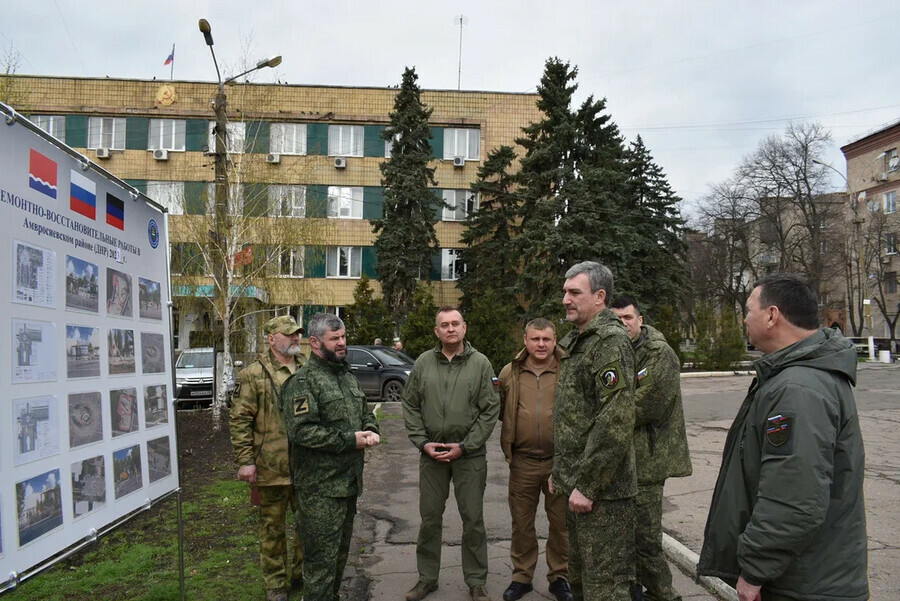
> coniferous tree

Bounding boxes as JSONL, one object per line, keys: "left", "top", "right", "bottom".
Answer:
{"left": 344, "top": 274, "right": 395, "bottom": 345}
{"left": 462, "top": 289, "right": 518, "bottom": 374}
{"left": 399, "top": 284, "right": 438, "bottom": 359}
{"left": 373, "top": 67, "right": 438, "bottom": 331}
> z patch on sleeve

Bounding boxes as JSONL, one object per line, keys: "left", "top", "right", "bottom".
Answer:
{"left": 233, "top": 381, "right": 242, "bottom": 397}
{"left": 765, "top": 414, "right": 792, "bottom": 447}
{"left": 294, "top": 395, "right": 310, "bottom": 416}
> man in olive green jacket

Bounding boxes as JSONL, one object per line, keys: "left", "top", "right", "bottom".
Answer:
{"left": 699, "top": 274, "right": 868, "bottom": 601}
{"left": 611, "top": 296, "right": 691, "bottom": 601}
{"left": 552, "top": 261, "right": 637, "bottom": 601}
{"left": 403, "top": 306, "right": 500, "bottom": 601}
{"left": 230, "top": 315, "right": 305, "bottom": 601}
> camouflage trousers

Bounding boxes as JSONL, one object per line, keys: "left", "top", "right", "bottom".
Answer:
{"left": 635, "top": 483, "right": 680, "bottom": 601}
{"left": 297, "top": 493, "right": 357, "bottom": 601}
{"left": 567, "top": 496, "right": 635, "bottom": 601}
{"left": 257, "top": 485, "right": 303, "bottom": 591}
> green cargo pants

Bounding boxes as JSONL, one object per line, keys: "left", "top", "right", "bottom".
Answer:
{"left": 635, "top": 483, "right": 681, "bottom": 601}
{"left": 567, "top": 496, "right": 635, "bottom": 601}
{"left": 297, "top": 494, "right": 356, "bottom": 601}
{"left": 257, "top": 485, "right": 303, "bottom": 591}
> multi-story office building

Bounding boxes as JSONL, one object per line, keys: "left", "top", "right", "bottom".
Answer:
{"left": 18, "top": 76, "right": 541, "bottom": 350}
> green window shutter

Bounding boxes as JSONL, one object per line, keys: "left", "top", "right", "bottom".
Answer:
{"left": 304, "top": 246, "right": 326, "bottom": 278}
{"left": 124, "top": 179, "right": 147, "bottom": 195}
{"left": 125, "top": 117, "right": 149, "bottom": 150}
{"left": 65, "top": 115, "right": 88, "bottom": 148}
{"left": 307, "top": 123, "right": 328, "bottom": 155}
{"left": 364, "top": 125, "right": 385, "bottom": 157}
{"left": 184, "top": 182, "right": 208, "bottom": 215}
{"left": 306, "top": 185, "right": 328, "bottom": 217}
{"left": 430, "top": 127, "right": 444, "bottom": 159}
{"left": 246, "top": 121, "right": 270, "bottom": 154}
{"left": 362, "top": 246, "right": 378, "bottom": 278}
{"left": 185, "top": 119, "right": 209, "bottom": 151}
{"left": 431, "top": 189, "right": 444, "bottom": 220}
{"left": 430, "top": 250, "right": 442, "bottom": 281}
{"left": 302, "top": 305, "right": 327, "bottom": 328}
{"left": 244, "top": 183, "right": 268, "bottom": 216}
{"left": 363, "top": 186, "right": 384, "bottom": 220}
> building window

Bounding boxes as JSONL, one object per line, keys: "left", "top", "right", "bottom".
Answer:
{"left": 270, "top": 123, "right": 307, "bottom": 155}
{"left": 326, "top": 246, "right": 362, "bottom": 278}
{"left": 208, "top": 121, "right": 246, "bottom": 154}
{"left": 148, "top": 119, "right": 186, "bottom": 151}
{"left": 384, "top": 132, "right": 401, "bottom": 158}
{"left": 207, "top": 183, "right": 244, "bottom": 215}
{"left": 88, "top": 117, "right": 126, "bottom": 150}
{"left": 325, "top": 306, "right": 348, "bottom": 321}
{"left": 442, "top": 190, "right": 478, "bottom": 221}
{"left": 443, "top": 128, "right": 480, "bottom": 161}
{"left": 886, "top": 233, "right": 898, "bottom": 255}
{"left": 32, "top": 115, "right": 66, "bottom": 142}
{"left": 885, "top": 191, "right": 897, "bottom": 214}
{"left": 327, "top": 125, "right": 364, "bottom": 157}
{"left": 277, "top": 246, "right": 304, "bottom": 277}
{"left": 441, "top": 248, "right": 465, "bottom": 281}
{"left": 269, "top": 185, "right": 306, "bottom": 217}
{"left": 886, "top": 148, "right": 900, "bottom": 172}
{"left": 146, "top": 181, "right": 184, "bottom": 215}
{"left": 171, "top": 243, "right": 207, "bottom": 276}
{"left": 886, "top": 272, "right": 898, "bottom": 294}
{"left": 327, "top": 186, "right": 363, "bottom": 219}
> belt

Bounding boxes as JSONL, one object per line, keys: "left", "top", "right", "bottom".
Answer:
{"left": 522, "top": 453, "right": 554, "bottom": 461}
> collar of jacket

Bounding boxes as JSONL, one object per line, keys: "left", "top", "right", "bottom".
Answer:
{"left": 430, "top": 339, "right": 475, "bottom": 363}
{"left": 309, "top": 350, "right": 350, "bottom": 374}
{"left": 258, "top": 348, "right": 302, "bottom": 378}
{"left": 752, "top": 328, "right": 857, "bottom": 386}
{"left": 510, "top": 344, "right": 566, "bottom": 368}
{"left": 633, "top": 324, "right": 667, "bottom": 350}
{"left": 563, "top": 308, "right": 623, "bottom": 346}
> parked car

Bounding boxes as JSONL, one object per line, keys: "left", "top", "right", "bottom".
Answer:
{"left": 174, "top": 347, "right": 239, "bottom": 407}
{"left": 346, "top": 345, "right": 414, "bottom": 402}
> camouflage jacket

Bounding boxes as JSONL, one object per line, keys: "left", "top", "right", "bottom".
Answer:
{"left": 280, "top": 352, "right": 379, "bottom": 498}
{"left": 553, "top": 309, "right": 637, "bottom": 501}
{"left": 632, "top": 325, "right": 691, "bottom": 484}
{"left": 229, "top": 350, "right": 305, "bottom": 487}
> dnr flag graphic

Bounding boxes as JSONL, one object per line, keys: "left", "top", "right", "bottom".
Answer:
{"left": 70, "top": 169, "right": 97, "bottom": 219}
{"left": 29, "top": 149, "right": 58, "bottom": 199}
{"left": 106, "top": 193, "right": 125, "bottom": 230}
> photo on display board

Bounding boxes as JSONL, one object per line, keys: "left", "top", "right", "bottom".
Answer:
{"left": 68, "top": 391, "right": 103, "bottom": 448}
{"left": 109, "top": 387, "right": 139, "bottom": 437}
{"left": 105, "top": 267, "right": 133, "bottom": 317}
{"left": 65, "top": 255, "right": 99, "bottom": 313}
{"left": 66, "top": 325, "right": 101, "bottom": 379}
{"left": 140, "top": 332, "right": 166, "bottom": 374}
{"left": 14, "top": 240, "right": 56, "bottom": 307}
{"left": 13, "top": 318, "right": 57, "bottom": 383}
{"left": 143, "top": 384, "right": 169, "bottom": 428}
{"left": 107, "top": 328, "right": 135, "bottom": 374}
{"left": 13, "top": 396, "right": 60, "bottom": 466}
{"left": 147, "top": 436, "right": 171, "bottom": 483}
{"left": 113, "top": 444, "right": 143, "bottom": 500}
{"left": 71, "top": 455, "right": 106, "bottom": 518}
{"left": 16, "top": 468, "right": 63, "bottom": 547}
{"left": 138, "top": 277, "right": 163, "bottom": 320}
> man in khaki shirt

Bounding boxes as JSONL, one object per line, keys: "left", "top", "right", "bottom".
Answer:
{"left": 498, "top": 318, "right": 572, "bottom": 601}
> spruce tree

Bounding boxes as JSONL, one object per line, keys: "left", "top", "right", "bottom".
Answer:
{"left": 399, "top": 284, "right": 438, "bottom": 359}
{"left": 344, "top": 274, "right": 395, "bottom": 345}
{"left": 373, "top": 67, "right": 438, "bottom": 331}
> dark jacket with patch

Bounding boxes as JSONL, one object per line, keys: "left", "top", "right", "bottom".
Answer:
{"left": 698, "top": 329, "right": 868, "bottom": 601}
{"left": 280, "top": 352, "right": 379, "bottom": 498}
{"left": 552, "top": 309, "right": 637, "bottom": 501}
{"left": 632, "top": 325, "right": 692, "bottom": 485}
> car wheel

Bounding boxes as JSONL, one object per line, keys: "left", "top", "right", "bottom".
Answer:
{"left": 382, "top": 379, "right": 404, "bottom": 403}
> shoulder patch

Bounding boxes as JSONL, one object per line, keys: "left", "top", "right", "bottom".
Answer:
{"left": 765, "top": 414, "right": 792, "bottom": 447}
{"left": 636, "top": 367, "right": 648, "bottom": 381}
{"left": 294, "top": 395, "right": 310, "bottom": 416}
{"left": 601, "top": 367, "right": 620, "bottom": 389}
{"left": 233, "top": 381, "right": 242, "bottom": 397}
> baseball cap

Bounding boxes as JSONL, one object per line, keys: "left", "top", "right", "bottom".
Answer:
{"left": 265, "top": 315, "right": 304, "bottom": 336}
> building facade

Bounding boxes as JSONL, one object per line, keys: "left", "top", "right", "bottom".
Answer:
{"left": 17, "top": 76, "right": 541, "bottom": 351}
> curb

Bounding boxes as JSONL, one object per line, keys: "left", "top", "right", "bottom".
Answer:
{"left": 663, "top": 533, "right": 737, "bottom": 601}
{"left": 681, "top": 371, "right": 754, "bottom": 379}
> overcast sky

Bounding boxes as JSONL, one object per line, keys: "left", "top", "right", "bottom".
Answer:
{"left": 4, "top": 1, "right": 900, "bottom": 218}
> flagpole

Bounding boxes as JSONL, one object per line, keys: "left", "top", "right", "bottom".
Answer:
{"left": 170, "top": 44, "right": 175, "bottom": 80}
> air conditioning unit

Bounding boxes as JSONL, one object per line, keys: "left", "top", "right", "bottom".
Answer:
{"left": 266, "top": 153, "right": 281, "bottom": 164}
{"left": 152, "top": 148, "right": 169, "bottom": 161}
{"left": 95, "top": 147, "right": 110, "bottom": 159}
{"left": 877, "top": 172, "right": 889, "bottom": 182}
{"left": 452, "top": 156, "right": 465, "bottom": 168}
{"left": 334, "top": 157, "right": 347, "bottom": 169}
{"left": 883, "top": 255, "right": 893, "bottom": 265}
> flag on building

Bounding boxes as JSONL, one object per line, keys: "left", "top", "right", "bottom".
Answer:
{"left": 106, "top": 193, "right": 125, "bottom": 230}
{"left": 70, "top": 169, "right": 97, "bottom": 219}
{"left": 29, "top": 149, "right": 58, "bottom": 199}
{"left": 164, "top": 45, "right": 174, "bottom": 66}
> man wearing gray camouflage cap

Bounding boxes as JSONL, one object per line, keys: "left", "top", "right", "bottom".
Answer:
{"left": 231, "top": 314, "right": 306, "bottom": 601}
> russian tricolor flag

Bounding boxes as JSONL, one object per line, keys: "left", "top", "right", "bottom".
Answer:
{"left": 70, "top": 169, "right": 97, "bottom": 219}
{"left": 29, "top": 149, "right": 58, "bottom": 199}
{"left": 164, "top": 45, "right": 174, "bottom": 66}
{"left": 106, "top": 193, "right": 125, "bottom": 230}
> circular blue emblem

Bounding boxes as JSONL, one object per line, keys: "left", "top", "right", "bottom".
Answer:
{"left": 148, "top": 219, "right": 160, "bottom": 249}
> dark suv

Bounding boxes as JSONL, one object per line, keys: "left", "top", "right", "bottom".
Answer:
{"left": 347, "top": 345, "right": 414, "bottom": 402}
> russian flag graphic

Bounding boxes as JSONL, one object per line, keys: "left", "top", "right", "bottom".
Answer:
{"left": 70, "top": 170, "right": 97, "bottom": 219}
{"left": 106, "top": 193, "right": 125, "bottom": 230}
{"left": 29, "top": 149, "right": 58, "bottom": 199}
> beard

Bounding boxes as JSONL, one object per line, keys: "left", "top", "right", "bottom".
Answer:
{"left": 275, "top": 341, "right": 301, "bottom": 356}
{"left": 321, "top": 346, "right": 346, "bottom": 364}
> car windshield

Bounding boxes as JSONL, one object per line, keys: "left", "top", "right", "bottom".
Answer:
{"left": 371, "top": 348, "right": 413, "bottom": 366}
{"left": 176, "top": 351, "right": 214, "bottom": 369}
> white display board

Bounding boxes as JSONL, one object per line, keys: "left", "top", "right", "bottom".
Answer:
{"left": 0, "top": 108, "right": 177, "bottom": 585}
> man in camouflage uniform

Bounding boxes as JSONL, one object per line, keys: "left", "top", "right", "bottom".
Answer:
{"left": 230, "top": 315, "right": 306, "bottom": 601}
{"left": 611, "top": 296, "right": 691, "bottom": 601}
{"left": 281, "top": 313, "right": 380, "bottom": 601}
{"left": 552, "top": 261, "right": 637, "bottom": 601}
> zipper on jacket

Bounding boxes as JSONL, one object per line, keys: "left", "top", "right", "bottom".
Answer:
{"left": 536, "top": 373, "right": 542, "bottom": 452}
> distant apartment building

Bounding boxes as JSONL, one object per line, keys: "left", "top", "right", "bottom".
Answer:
{"left": 17, "top": 76, "right": 541, "bottom": 350}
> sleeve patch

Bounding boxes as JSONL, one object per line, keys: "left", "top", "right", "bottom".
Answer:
{"left": 601, "top": 368, "right": 620, "bottom": 389}
{"left": 233, "top": 381, "right": 242, "bottom": 396}
{"left": 636, "top": 367, "right": 649, "bottom": 381}
{"left": 294, "top": 396, "right": 310, "bottom": 416}
{"left": 765, "top": 414, "right": 792, "bottom": 447}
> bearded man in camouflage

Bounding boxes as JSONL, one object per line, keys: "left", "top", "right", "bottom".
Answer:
{"left": 281, "top": 313, "right": 380, "bottom": 601}
{"left": 230, "top": 314, "right": 306, "bottom": 601}
{"left": 551, "top": 261, "right": 637, "bottom": 601}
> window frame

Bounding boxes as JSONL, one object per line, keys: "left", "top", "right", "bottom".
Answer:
{"left": 269, "top": 184, "right": 307, "bottom": 218}
{"left": 327, "top": 186, "right": 364, "bottom": 219}
{"left": 440, "top": 248, "right": 466, "bottom": 281}
{"left": 441, "top": 189, "right": 479, "bottom": 221}
{"left": 886, "top": 148, "right": 899, "bottom": 173}
{"left": 884, "top": 191, "right": 897, "bottom": 215}
{"left": 325, "top": 246, "right": 362, "bottom": 278}
{"left": 443, "top": 128, "right": 480, "bottom": 161}
{"left": 276, "top": 246, "right": 305, "bottom": 278}
{"left": 327, "top": 124, "right": 364, "bottom": 157}
{"left": 206, "top": 182, "right": 244, "bottom": 216}
{"left": 208, "top": 121, "right": 246, "bottom": 154}
{"left": 148, "top": 118, "right": 186, "bottom": 151}
{"left": 88, "top": 117, "right": 126, "bottom": 150}
{"left": 886, "top": 232, "right": 898, "bottom": 256}
{"left": 32, "top": 115, "right": 66, "bottom": 142}
{"left": 886, "top": 271, "right": 898, "bottom": 294}
{"left": 270, "top": 122, "right": 307, "bottom": 155}
{"left": 146, "top": 181, "right": 185, "bottom": 215}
